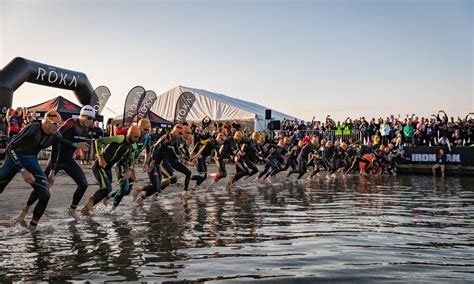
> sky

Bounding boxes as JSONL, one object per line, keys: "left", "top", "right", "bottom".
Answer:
{"left": 0, "top": 0, "right": 472, "bottom": 122}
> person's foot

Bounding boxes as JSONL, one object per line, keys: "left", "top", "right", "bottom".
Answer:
{"left": 132, "top": 186, "right": 142, "bottom": 201}
{"left": 152, "top": 193, "right": 159, "bottom": 202}
{"left": 80, "top": 206, "right": 91, "bottom": 216}
{"left": 16, "top": 207, "right": 29, "bottom": 222}
{"left": 67, "top": 208, "right": 80, "bottom": 221}
{"left": 16, "top": 219, "right": 28, "bottom": 228}
{"left": 136, "top": 196, "right": 145, "bottom": 206}
{"left": 81, "top": 197, "right": 94, "bottom": 216}
{"left": 102, "top": 197, "right": 109, "bottom": 206}
{"left": 225, "top": 182, "right": 234, "bottom": 190}
{"left": 28, "top": 220, "right": 38, "bottom": 231}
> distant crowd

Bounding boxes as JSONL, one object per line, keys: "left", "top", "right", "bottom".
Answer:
{"left": 275, "top": 111, "right": 474, "bottom": 149}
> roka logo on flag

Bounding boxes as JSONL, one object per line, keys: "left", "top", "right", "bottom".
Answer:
{"left": 122, "top": 86, "right": 146, "bottom": 127}
{"left": 174, "top": 91, "right": 195, "bottom": 123}
{"left": 92, "top": 86, "right": 111, "bottom": 114}
{"left": 137, "top": 90, "right": 157, "bottom": 120}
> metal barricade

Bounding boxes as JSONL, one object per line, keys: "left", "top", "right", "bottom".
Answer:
{"left": 270, "top": 129, "right": 362, "bottom": 143}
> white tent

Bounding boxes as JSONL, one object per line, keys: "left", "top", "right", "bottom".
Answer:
{"left": 151, "top": 85, "right": 299, "bottom": 131}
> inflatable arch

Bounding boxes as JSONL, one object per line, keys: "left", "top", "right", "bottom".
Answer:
{"left": 0, "top": 57, "right": 98, "bottom": 114}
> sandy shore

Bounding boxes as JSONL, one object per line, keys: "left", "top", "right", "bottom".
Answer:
{"left": 0, "top": 161, "right": 234, "bottom": 222}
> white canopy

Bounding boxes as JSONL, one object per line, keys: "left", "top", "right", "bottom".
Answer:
{"left": 151, "top": 85, "right": 299, "bottom": 131}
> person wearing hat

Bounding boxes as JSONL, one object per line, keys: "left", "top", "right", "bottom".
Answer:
{"left": 23, "top": 105, "right": 96, "bottom": 220}
{"left": 2, "top": 110, "right": 63, "bottom": 230}
{"left": 81, "top": 125, "right": 140, "bottom": 215}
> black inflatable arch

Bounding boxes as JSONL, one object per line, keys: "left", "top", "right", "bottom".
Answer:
{"left": 0, "top": 57, "right": 97, "bottom": 114}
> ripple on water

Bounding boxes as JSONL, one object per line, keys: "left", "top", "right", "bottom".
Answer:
{"left": 0, "top": 175, "right": 473, "bottom": 282}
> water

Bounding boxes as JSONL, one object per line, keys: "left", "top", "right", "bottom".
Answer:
{"left": 1, "top": 174, "right": 473, "bottom": 282}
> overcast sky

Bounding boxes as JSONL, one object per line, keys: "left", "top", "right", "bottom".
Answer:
{"left": 1, "top": 0, "right": 472, "bottom": 122}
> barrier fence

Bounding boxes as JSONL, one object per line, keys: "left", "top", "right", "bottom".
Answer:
{"left": 270, "top": 130, "right": 364, "bottom": 143}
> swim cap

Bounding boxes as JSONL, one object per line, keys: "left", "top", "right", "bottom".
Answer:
{"left": 138, "top": 118, "right": 151, "bottom": 130}
{"left": 216, "top": 132, "right": 226, "bottom": 142}
{"left": 80, "top": 105, "right": 95, "bottom": 118}
{"left": 45, "top": 110, "right": 62, "bottom": 122}
{"left": 251, "top": 131, "right": 260, "bottom": 140}
{"left": 234, "top": 131, "right": 243, "bottom": 140}
{"left": 127, "top": 125, "right": 141, "bottom": 137}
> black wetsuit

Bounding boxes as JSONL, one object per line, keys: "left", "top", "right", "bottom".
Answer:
{"left": 41, "top": 118, "right": 92, "bottom": 209}
{"left": 0, "top": 122, "right": 61, "bottom": 225}
{"left": 322, "top": 146, "right": 337, "bottom": 174}
{"left": 280, "top": 143, "right": 299, "bottom": 172}
{"left": 241, "top": 138, "right": 260, "bottom": 177}
{"left": 161, "top": 136, "right": 192, "bottom": 191}
{"left": 231, "top": 138, "right": 260, "bottom": 183}
{"left": 289, "top": 143, "right": 313, "bottom": 179}
{"left": 212, "top": 138, "right": 234, "bottom": 183}
{"left": 258, "top": 143, "right": 286, "bottom": 179}
{"left": 191, "top": 138, "right": 217, "bottom": 186}
{"left": 309, "top": 144, "right": 327, "bottom": 177}
{"left": 141, "top": 134, "right": 170, "bottom": 198}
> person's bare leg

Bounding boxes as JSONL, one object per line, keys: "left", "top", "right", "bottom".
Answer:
{"left": 16, "top": 205, "right": 31, "bottom": 222}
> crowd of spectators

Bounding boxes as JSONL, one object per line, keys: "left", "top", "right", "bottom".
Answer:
{"left": 276, "top": 111, "right": 474, "bottom": 148}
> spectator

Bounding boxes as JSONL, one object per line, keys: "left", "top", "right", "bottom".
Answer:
{"left": 403, "top": 120, "right": 414, "bottom": 146}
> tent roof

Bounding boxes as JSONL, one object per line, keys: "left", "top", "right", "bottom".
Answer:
{"left": 112, "top": 110, "right": 173, "bottom": 127}
{"left": 27, "top": 95, "right": 104, "bottom": 122}
{"left": 148, "top": 111, "right": 173, "bottom": 125}
{"left": 28, "top": 96, "right": 81, "bottom": 114}
{"left": 151, "top": 85, "right": 299, "bottom": 122}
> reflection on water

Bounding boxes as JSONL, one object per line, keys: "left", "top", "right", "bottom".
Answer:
{"left": 1, "top": 175, "right": 473, "bottom": 282}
